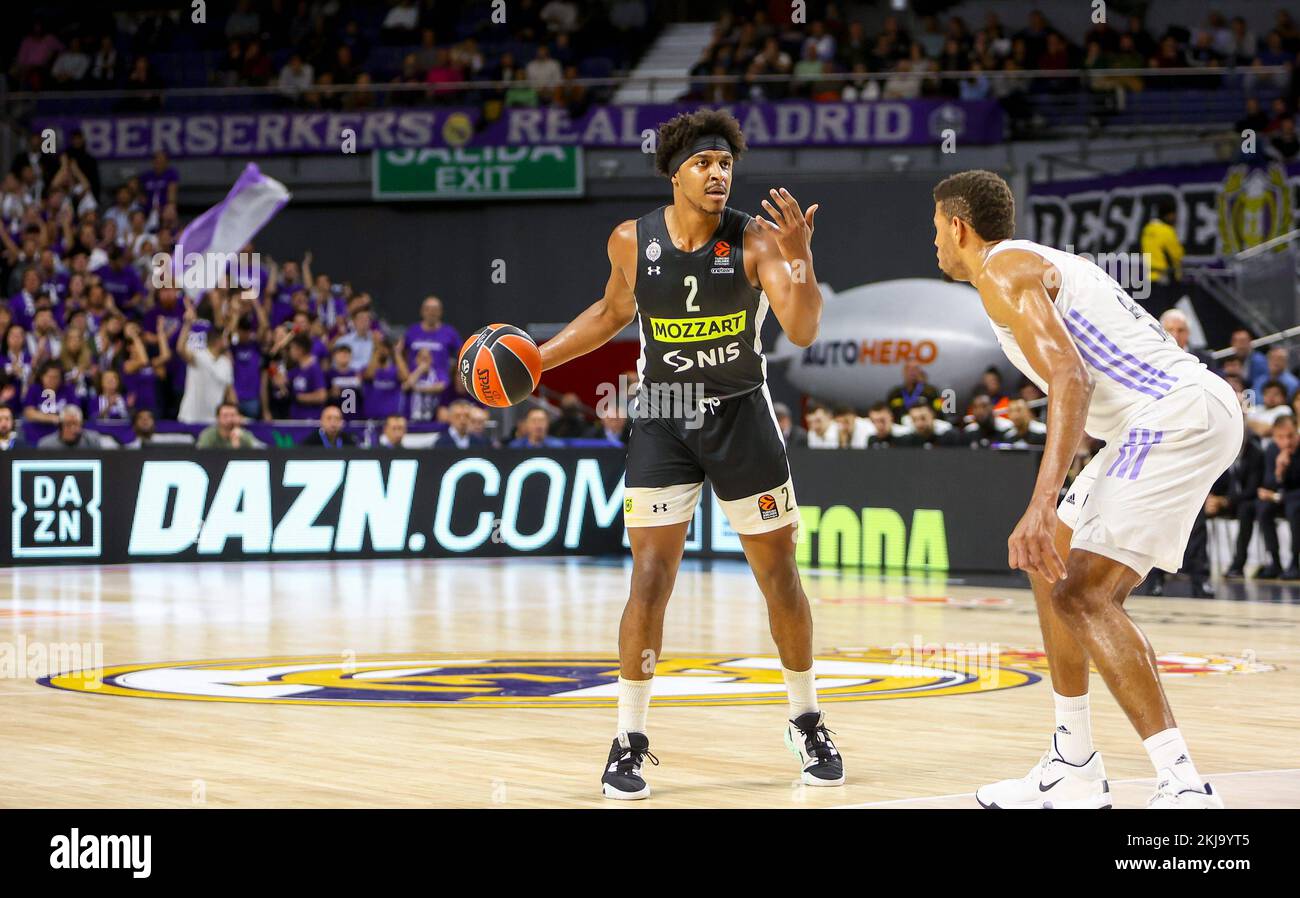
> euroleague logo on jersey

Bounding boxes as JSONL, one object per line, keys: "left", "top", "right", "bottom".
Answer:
{"left": 712, "top": 240, "right": 733, "bottom": 274}
{"left": 757, "top": 493, "right": 779, "bottom": 521}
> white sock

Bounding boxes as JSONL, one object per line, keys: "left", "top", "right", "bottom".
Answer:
{"left": 616, "top": 677, "right": 652, "bottom": 735}
{"left": 1143, "top": 727, "right": 1204, "bottom": 788}
{"left": 1052, "top": 691, "right": 1094, "bottom": 765}
{"left": 782, "top": 665, "right": 819, "bottom": 719}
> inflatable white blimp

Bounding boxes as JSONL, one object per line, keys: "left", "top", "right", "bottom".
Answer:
{"left": 770, "top": 278, "right": 1008, "bottom": 408}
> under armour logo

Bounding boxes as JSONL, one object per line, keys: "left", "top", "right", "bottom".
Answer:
{"left": 1056, "top": 725, "right": 1071, "bottom": 734}
{"left": 652, "top": 503, "right": 668, "bottom": 513}
{"left": 646, "top": 266, "right": 661, "bottom": 275}
{"left": 1174, "top": 754, "right": 1189, "bottom": 764}
{"left": 698, "top": 397, "right": 720, "bottom": 414}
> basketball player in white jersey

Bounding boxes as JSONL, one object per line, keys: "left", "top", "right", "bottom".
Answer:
{"left": 931, "top": 170, "right": 1244, "bottom": 808}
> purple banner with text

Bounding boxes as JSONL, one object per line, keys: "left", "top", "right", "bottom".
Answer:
{"left": 35, "top": 100, "right": 1002, "bottom": 158}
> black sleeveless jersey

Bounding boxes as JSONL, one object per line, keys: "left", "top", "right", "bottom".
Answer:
{"left": 633, "top": 205, "right": 767, "bottom": 400}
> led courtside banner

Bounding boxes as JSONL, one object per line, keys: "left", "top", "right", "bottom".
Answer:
{"left": 1, "top": 449, "right": 1036, "bottom": 571}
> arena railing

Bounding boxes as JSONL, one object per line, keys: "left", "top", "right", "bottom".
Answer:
{"left": 2, "top": 65, "right": 1287, "bottom": 117}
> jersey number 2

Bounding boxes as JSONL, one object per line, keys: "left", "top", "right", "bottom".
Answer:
{"left": 683, "top": 275, "right": 700, "bottom": 312}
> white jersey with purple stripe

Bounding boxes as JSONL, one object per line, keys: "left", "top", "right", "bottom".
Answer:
{"left": 983, "top": 239, "right": 1208, "bottom": 443}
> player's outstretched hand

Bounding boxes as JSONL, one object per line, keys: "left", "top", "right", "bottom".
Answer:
{"left": 1007, "top": 498, "right": 1067, "bottom": 583}
{"left": 756, "top": 188, "right": 819, "bottom": 261}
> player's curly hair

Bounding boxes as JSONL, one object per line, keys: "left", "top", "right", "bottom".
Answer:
{"left": 654, "top": 109, "right": 747, "bottom": 178}
{"left": 932, "top": 170, "right": 1016, "bottom": 241}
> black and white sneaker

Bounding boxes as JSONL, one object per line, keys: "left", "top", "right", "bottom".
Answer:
{"left": 785, "top": 711, "right": 845, "bottom": 786}
{"left": 601, "top": 731, "right": 658, "bottom": 800}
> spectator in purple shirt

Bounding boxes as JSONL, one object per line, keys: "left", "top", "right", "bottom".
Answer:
{"left": 93, "top": 245, "right": 146, "bottom": 311}
{"left": 121, "top": 318, "right": 170, "bottom": 415}
{"left": 324, "top": 344, "right": 364, "bottom": 419}
{"left": 228, "top": 298, "right": 268, "bottom": 418}
{"left": 362, "top": 334, "right": 407, "bottom": 420}
{"left": 22, "top": 361, "right": 77, "bottom": 443}
{"left": 400, "top": 295, "right": 461, "bottom": 384}
{"left": 285, "top": 333, "right": 327, "bottom": 420}
{"left": 9, "top": 267, "right": 43, "bottom": 330}
{"left": 140, "top": 150, "right": 179, "bottom": 211}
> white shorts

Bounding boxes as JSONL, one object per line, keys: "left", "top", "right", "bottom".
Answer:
{"left": 1057, "top": 376, "right": 1244, "bottom": 577}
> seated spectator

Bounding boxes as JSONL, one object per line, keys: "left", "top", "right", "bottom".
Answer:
{"left": 37, "top": 405, "right": 108, "bottom": 449}
{"left": 376, "top": 414, "right": 409, "bottom": 448}
{"left": 508, "top": 407, "right": 564, "bottom": 448}
{"left": 437, "top": 400, "right": 490, "bottom": 449}
{"left": 887, "top": 360, "right": 944, "bottom": 422}
{"left": 866, "top": 401, "right": 902, "bottom": 448}
{"left": 1253, "top": 346, "right": 1299, "bottom": 397}
{"left": 50, "top": 37, "right": 90, "bottom": 86}
{"left": 277, "top": 53, "right": 315, "bottom": 101}
{"left": 773, "top": 402, "right": 807, "bottom": 448}
{"left": 550, "top": 393, "right": 591, "bottom": 439}
{"left": 1271, "top": 118, "right": 1300, "bottom": 161}
{"left": 895, "top": 404, "right": 957, "bottom": 448}
{"left": 469, "top": 405, "right": 496, "bottom": 447}
{"left": 1223, "top": 434, "right": 1266, "bottom": 577}
{"left": 1228, "top": 329, "right": 1269, "bottom": 386}
{"left": 197, "top": 401, "right": 264, "bottom": 448}
{"left": 123, "top": 409, "right": 157, "bottom": 449}
{"left": 525, "top": 45, "right": 564, "bottom": 91}
{"left": 832, "top": 405, "right": 871, "bottom": 448}
{"left": 592, "top": 408, "right": 627, "bottom": 447}
{"left": 805, "top": 403, "right": 838, "bottom": 449}
{"left": 1002, "top": 398, "right": 1047, "bottom": 446}
{"left": 960, "top": 393, "right": 1015, "bottom": 447}
{"left": 1255, "top": 414, "right": 1300, "bottom": 578}
{"left": 0, "top": 406, "right": 27, "bottom": 449}
{"left": 300, "top": 404, "right": 355, "bottom": 448}
{"left": 1248, "top": 381, "right": 1292, "bottom": 437}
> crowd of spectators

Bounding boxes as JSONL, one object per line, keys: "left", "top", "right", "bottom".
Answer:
{"left": 686, "top": 6, "right": 1300, "bottom": 136}
{"left": 0, "top": 119, "right": 578, "bottom": 450}
{"left": 6, "top": 0, "right": 653, "bottom": 123}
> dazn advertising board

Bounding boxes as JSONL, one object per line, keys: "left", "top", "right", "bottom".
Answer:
{"left": 1, "top": 449, "right": 1036, "bottom": 570}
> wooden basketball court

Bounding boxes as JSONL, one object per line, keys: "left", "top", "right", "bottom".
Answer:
{"left": 1, "top": 557, "right": 1296, "bottom": 808}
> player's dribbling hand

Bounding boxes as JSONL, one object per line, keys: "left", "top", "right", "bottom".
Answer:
{"left": 756, "top": 188, "right": 819, "bottom": 261}
{"left": 1007, "top": 498, "right": 1067, "bottom": 583}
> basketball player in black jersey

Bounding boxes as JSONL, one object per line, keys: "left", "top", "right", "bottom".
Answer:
{"left": 539, "top": 109, "right": 843, "bottom": 799}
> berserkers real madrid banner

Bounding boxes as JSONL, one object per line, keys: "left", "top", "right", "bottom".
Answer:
{"left": 1028, "top": 159, "right": 1299, "bottom": 262}
{"left": 33, "top": 99, "right": 1003, "bottom": 159}
{"left": 0, "top": 448, "right": 1035, "bottom": 571}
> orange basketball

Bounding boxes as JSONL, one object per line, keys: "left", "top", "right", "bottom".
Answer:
{"left": 457, "top": 323, "right": 543, "bottom": 408}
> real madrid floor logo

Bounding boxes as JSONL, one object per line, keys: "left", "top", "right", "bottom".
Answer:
{"left": 38, "top": 649, "right": 1272, "bottom": 708}
{"left": 39, "top": 649, "right": 1040, "bottom": 707}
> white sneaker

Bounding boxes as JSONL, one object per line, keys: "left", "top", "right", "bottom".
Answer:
{"left": 1147, "top": 768, "right": 1224, "bottom": 808}
{"left": 976, "top": 734, "right": 1111, "bottom": 809}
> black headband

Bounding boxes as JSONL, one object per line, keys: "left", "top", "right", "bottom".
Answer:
{"left": 668, "top": 135, "right": 734, "bottom": 177}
